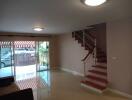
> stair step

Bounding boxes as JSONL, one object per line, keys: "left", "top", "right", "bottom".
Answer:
{"left": 96, "top": 63, "right": 107, "bottom": 66}
{"left": 97, "top": 57, "right": 106, "bottom": 60}
{"left": 81, "top": 80, "right": 106, "bottom": 91}
{"left": 89, "top": 70, "right": 107, "bottom": 76}
{"left": 97, "top": 53, "right": 106, "bottom": 57}
{"left": 88, "top": 73, "right": 107, "bottom": 79}
{"left": 97, "top": 55, "right": 106, "bottom": 58}
{"left": 92, "top": 68, "right": 107, "bottom": 73}
{"left": 97, "top": 51, "right": 105, "bottom": 53}
{"left": 97, "top": 59, "right": 107, "bottom": 63}
{"left": 85, "top": 77, "right": 107, "bottom": 87}
{"left": 86, "top": 75, "right": 108, "bottom": 83}
{"left": 92, "top": 65, "right": 107, "bottom": 69}
{"left": 97, "top": 54, "right": 107, "bottom": 58}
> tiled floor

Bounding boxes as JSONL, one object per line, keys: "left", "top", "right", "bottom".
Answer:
{"left": 34, "top": 70, "right": 130, "bottom": 100}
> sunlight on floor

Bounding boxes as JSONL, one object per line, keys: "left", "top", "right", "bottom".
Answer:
{"left": 0, "top": 65, "right": 48, "bottom": 80}
{"left": 15, "top": 65, "right": 36, "bottom": 81}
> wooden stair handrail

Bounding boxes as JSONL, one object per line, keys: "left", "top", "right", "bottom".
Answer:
{"left": 75, "top": 33, "right": 94, "bottom": 51}
{"left": 81, "top": 49, "right": 94, "bottom": 62}
{"left": 81, "top": 52, "right": 91, "bottom": 61}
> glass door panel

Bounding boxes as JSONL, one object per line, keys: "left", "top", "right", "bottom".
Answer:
{"left": 37, "top": 41, "right": 49, "bottom": 72}
{"left": 0, "top": 41, "right": 13, "bottom": 78}
{"left": 14, "top": 41, "right": 36, "bottom": 81}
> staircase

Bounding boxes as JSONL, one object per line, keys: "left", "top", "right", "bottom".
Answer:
{"left": 72, "top": 25, "right": 108, "bottom": 93}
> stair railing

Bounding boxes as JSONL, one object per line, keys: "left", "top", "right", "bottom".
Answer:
{"left": 82, "top": 51, "right": 91, "bottom": 76}
{"left": 81, "top": 31, "right": 96, "bottom": 76}
{"left": 83, "top": 31, "right": 85, "bottom": 47}
{"left": 93, "top": 38, "right": 97, "bottom": 65}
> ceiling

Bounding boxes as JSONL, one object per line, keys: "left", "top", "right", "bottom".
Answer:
{"left": 0, "top": 0, "right": 132, "bottom": 34}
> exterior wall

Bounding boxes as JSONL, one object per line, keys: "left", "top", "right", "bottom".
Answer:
{"left": 107, "top": 18, "right": 132, "bottom": 95}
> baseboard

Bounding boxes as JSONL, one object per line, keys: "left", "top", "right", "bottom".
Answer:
{"left": 81, "top": 83, "right": 103, "bottom": 93}
{"left": 108, "top": 88, "right": 132, "bottom": 99}
{"left": 61, "top": 68, "right": 84, "bottom": 77}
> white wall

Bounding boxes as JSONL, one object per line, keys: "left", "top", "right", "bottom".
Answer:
{"left": 107, "top": 18, "right": 132, "bottom": 95}
{"left": 59, "top": 33, "right": 93, "bottom": 76}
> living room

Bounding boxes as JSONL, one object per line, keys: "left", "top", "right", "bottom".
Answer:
{"left": 0, "top": 0, "right": 132, "bottom": 100}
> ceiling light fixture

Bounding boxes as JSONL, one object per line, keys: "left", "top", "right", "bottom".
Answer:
{"left": 82, "top": 0, "right": 107, "bottom": 6}
{"left": 33, "top": 27, "right": 43, "bottom": 31}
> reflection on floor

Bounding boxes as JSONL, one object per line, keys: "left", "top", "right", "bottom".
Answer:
{"left": 0, "top": 70, "right": 130, "bottom": 100}
{"left": 0, "top": 67, "right": 13, "bottom": 77}
{"left": 0, "top": 65, "right": 37, "bottom": 79}
{"left": 34, "top": 70, "right": 129, "bottom": 100}
{"left": 15, "top": 65, "right": 36, "bottom": 80}
{"left": 16, "top": 76, "right": 47, "bottom": 90}
{"left": 38, "top": 71, "right": 50, "bottom": 87}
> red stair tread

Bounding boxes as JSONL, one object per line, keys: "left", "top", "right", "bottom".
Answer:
{"left": 81, "top": 80, "right": 106, "bottom": 90}
{"left": 86, "top": 75, "right": 108, "bottom": 83}
{"left": 89, "top": 70, "right": 107, "bottom": 76}
{"left": 92, "top": 65, "right": 107, "bottom": 69}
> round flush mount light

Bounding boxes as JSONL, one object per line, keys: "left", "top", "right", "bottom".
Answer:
{"left": 82, "top": 0, "right": 107, "bottom": 6}
{"left": 33, "top": 27, "right": 44, "bottom": 31}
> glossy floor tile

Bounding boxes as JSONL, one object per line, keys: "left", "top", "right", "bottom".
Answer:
{"left": 34, "top": 70, "right": 130, "bottom": 100}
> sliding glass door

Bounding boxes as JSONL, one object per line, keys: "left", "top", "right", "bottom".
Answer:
{"left": 37, "top": 41, "right": 49, "bottom": 72}
{"left": 0, "top": 41, "right": 14, "bottom": 78}
{"left": 0, "top": 41, "right": 50, "bottom": 80}
{"left": 14, "top": 41, "right": 36, "bottom": 81}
